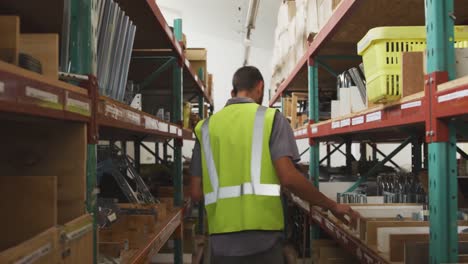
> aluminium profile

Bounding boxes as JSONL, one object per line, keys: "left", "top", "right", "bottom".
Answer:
{"left": 103, "top": 5, "right": 123, "bottom": 97}
{"left": 110, "top": 14, "right": 130, "bottom": 99}
{"left": 60, "top": 0, "right": 71, "bottom": 72}
{"left": 98, "top": 0, "right": 118, "bottom": 92}
{"left": 118, "top": 24, "right": 136, "bottom": 102}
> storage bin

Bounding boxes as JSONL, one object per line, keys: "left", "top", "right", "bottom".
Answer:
{"left": 358, "top": 26, "right": 468, "bottom": 103}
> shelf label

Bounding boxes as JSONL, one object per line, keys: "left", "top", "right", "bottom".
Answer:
{"left": 169, "top": 125, "right": 178, "bottom": 134}
{"left": 25, "top": 86, "right": 58, "bottom": 103}
{"left": 126, "top": 110, "right": 141, "bottom": 125}
{"left": 311, "top": 127, "right": 318, "bottom": 134}
{"left": 0, "top": 81, "right": 4, "bottom": 94}
{"left": 105, "top": 104, "right": 123, "bottom": 119}
{"left": 66, "top": 223, "right": 93, "bottom": 241}
{"left": 107, "top": 213, "right": 117, "bottom": 222}
{"left": 331, "top": 121, "right": 340, "bottom": 129}
{"left": 366, "top": 111, "right": 382, "bottom": 123}
{"left": 177, "top": 128, "right": 182, "bottom": 137}
{"left": 192, "top": 133, "right": 196, "bottom": 139}
{"left": 144, "top": 116, "right": 159, "bottom": 130}
{"left": 67, "top": 98, "right": 90, "bottom": 112}
{"left": 352, "top": 116, "right": 364, "bottom": 126}
{"left": 185, "top": 59, "right": 190, "bottom": 67}
{"left": 325, "top": 221, "right": 335, "bottom": 232}
{"left": 438, "top": 89, "right": 468, "bottom": 103}
{"left": 159, "top": 122, "right": 169, "bottom": 132}
{"left": 195, "top": 75, "right": 199, "bottom": 81}
{"left": 311, "top": 212, "right": 322, "bottom": 224}
{"left": 340, "top": 118, "right": 350, "bottom": 127}
{"left": 16, "top": 243, "right": 52, "bottom": 264}
{"left": 401, "top": 100, "right": 422, "bottom": 109}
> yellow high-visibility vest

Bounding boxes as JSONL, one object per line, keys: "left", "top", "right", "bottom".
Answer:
{"left": 194, "top": 103, "right": 284, "bottom": 234}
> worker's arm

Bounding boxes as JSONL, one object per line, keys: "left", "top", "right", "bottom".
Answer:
{"left": 190, "top": 140, "right": 203, "bottom": 203}
{"left": 274, "top": 157, "right": 359, "bottom": 228}
{"left": 190, "top": 176, "right": 203, "bottom": 203}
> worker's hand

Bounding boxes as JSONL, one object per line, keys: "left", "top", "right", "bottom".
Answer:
{"left": 329, "top": 203, "right": 360, "bottom": 230}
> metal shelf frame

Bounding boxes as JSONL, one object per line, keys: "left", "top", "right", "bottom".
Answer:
{"left": 272, "top": 0, "right": 468, "bottom": 263}
{"left": 0, "top": 1, "right": 213, "bottom": 263}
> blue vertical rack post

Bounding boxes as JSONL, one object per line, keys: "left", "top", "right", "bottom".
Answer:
{"left": 308, "top": 58, "right": 320, "bottom": 242}
{"left": 173, "top": 18, "right": 184, "bottom": 264}
{"left": 425, "top": 0, "right": 458, "bottom": 263}
{"left": 69, "top": 0, "right": 97, "bottom": 263}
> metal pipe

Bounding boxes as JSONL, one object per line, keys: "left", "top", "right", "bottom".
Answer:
{"left": 243, "top": 0, "right": 260, "bottom": 66}
{"left": 245, "top": 0, "right": 260, "bottom": 30}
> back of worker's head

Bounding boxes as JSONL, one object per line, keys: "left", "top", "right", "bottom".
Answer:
{"left": 232, "top": 66, "right": 264, "bottom": 104}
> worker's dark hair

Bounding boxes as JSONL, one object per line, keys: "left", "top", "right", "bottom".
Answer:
{"left": 232, "top": 66, "right": 264, "bottom": 93}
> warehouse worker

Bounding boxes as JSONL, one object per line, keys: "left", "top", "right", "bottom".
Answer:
{"left": 190, "top": 66, "right": 359, "bottom": 264}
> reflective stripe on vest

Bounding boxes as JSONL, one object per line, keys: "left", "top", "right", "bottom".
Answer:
{"left": 201, "top": 105, "right": 281, "bottom": 205}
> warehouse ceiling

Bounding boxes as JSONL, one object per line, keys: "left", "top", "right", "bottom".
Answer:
{"left": 155, "top": 0, "right": 281, "bottom": 50}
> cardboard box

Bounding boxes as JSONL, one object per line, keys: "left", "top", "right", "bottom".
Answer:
{"left": 185, "top": 48, "right": 208, "bottom": 85}
{"left": 20, "top": 34, "right": 59, "bottom": 79}
{"left": 0, "top": 176, "right": 57, "bottom": 251}
{"left": 350, "top": 86, "right": 367, "bottom": 113}
{"left": 317, "top": 0, "right": 342, "bottom": 30}
{"left": 311, "top": 239, "right": 358, "bottom": 264}
{"left": 402, "top": 52, "right": 424, "bottom": 97}
{"left": 0, "top": 227, "right": 59, "bottom": 264}
{"left": 331, "top": 100, "right": 340, "bottom": 119}
{"left": 339, "top": 88, "right": 351, "bottom": 116}
{"left": 57, "top": 214, "right": 93, "bottom": 264}
{"left": 0, "top": 16, "right": 20, "bottom": 64}
{"left": 207, "top": 73, "right": 213, "bottom": 100}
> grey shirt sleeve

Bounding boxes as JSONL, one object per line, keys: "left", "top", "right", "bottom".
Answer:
{"left": 190, "top": 139, "right": 203, "bottom": 177}
{"left": 269, "top": 111, "right": 300, "bottom": 162}
{"left": 190, "top": 111, "right": 300, "bottom": 177}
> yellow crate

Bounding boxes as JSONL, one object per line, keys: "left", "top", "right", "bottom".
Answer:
{"left": 358, "top": 26, "right": 468, "bottom": 103}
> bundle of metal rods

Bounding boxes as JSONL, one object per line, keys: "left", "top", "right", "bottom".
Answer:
{"left": 96, "top": 0, "right": 136, "bottom": 101}
{"left": 377, "top": 173, "right": 427, "bottom": 203}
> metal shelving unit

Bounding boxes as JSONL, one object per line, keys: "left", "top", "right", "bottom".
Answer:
{"left": 0, "top": 0, "right": 212, "bottom": 263}
{"left": 270, "top": 0, "right": 468, "bottom": 263}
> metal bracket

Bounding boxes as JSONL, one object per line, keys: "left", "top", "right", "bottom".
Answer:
{"left": 425, "top": 71, "right": 449, "bottom": 143}
{"left": 85, "top": 75, "right": 99, "bottom": 144}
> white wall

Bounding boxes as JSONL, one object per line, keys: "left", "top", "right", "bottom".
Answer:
{"left": 156, "top": 1, "right": 273, "bottom": 111}
{"left": 136, "top": 1, "right": 274, "bottom": 161}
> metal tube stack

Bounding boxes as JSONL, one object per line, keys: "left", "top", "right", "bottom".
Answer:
{"left": 97, "top": 0, "right": 136, "bottom": 101}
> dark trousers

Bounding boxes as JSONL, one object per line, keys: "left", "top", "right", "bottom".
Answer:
{"left": 211, "top": 240, "right": 285, "bottom": 264}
